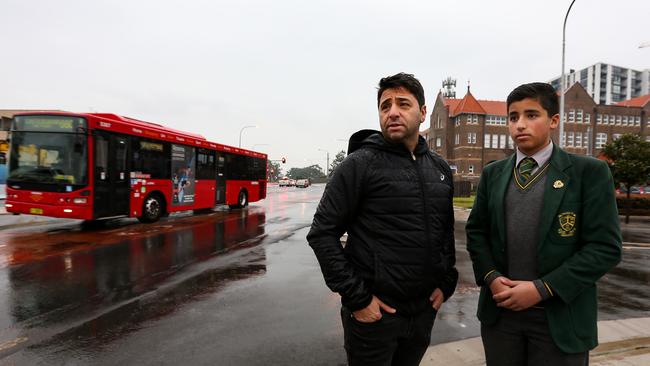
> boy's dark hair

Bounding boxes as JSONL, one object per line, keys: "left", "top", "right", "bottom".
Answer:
{"left": 507, "top": 82, "right": 559, "bottom": 116}
{"left": 377, "top": 73, "right": 425, "bottom": 108}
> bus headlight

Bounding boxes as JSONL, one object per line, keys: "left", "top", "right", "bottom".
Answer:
{"left": 73, "top": 198, "right": 87, "bottom": 204}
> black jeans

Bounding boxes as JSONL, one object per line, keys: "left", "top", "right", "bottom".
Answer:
{"left": 340, "top": 306, "right": 437, "bottom": 366}
{"left": 481, "top": 308, "right": 588, "bottom": 366}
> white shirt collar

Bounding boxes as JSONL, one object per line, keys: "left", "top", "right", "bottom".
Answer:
{"left": 516, "top": 140, "right": 554, "bottom": 168}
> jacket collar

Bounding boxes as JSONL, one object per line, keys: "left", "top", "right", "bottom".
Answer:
{"left": 347, "top": 129, "right": 429, "bottom": 156}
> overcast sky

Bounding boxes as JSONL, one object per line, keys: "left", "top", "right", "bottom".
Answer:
{"left": 2, "top": 0, "right": 648, "bottom": 171}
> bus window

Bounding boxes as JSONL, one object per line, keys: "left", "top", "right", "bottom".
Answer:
{"left": 131, "top": 137, "right": 170, "bottom": 179}
{"left": 197, "top": 148, "right": 215, "bottom": 179}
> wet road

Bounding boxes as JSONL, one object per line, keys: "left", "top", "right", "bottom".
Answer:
{"left": 0, "top": 185, "right": 647, "bottom": 365}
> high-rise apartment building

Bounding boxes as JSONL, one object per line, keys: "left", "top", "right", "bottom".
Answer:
{"left": 549, "top": 62, "right": 650, "bottom": 105}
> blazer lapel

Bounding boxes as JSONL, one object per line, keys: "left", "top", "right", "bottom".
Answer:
{"left": 537, "top": 146, "right": 571, "bottom": 249}
{"left": 491, "top": 154, "right": 516, "bottom": 245}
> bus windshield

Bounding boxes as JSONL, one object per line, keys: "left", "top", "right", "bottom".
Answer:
{"left": 8, "top": 131, "right": 88, "bottom": 185}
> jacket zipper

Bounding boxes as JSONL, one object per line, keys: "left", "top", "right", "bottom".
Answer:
{"left": 411, "top": 152, "right": 434, "bottom": 275}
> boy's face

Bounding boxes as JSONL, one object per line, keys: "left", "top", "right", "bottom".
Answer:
{"left": 507, "top": 97, "right": 559, "bottom": 156}
{"left": 378, "top": 87, "right": 426, "bottom": 146}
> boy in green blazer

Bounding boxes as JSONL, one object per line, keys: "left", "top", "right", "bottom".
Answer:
{"left": 466, "top": 82, "right": 622, "bottom": 365}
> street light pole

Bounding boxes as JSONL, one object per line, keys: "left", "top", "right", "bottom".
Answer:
{"left": 559, "top": 0, "right": 576, "bottom": 148}
{"left": 238, "top": 125, "right": 257, "bottom": 148}
{"left": 318, "top": 148, "right": 330, "bottom": 178}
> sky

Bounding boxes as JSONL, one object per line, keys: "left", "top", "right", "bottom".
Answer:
{"left": 2, "top": 0, "right": 649, "bottom": 173}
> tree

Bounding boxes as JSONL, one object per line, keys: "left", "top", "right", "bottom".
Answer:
{"left": 602, "top": 133, "right": 650, "bottom": 223}
{"left": 287, "top": 165, "right": 326, "bottom": 180}
{"left": 267, "top": 161, "right": 282, "bottom": 182}
{"left": 329, "top": 150, "right": 346, "bottom": 177}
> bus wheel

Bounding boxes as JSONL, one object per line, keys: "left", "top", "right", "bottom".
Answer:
{"left": 139, "top": 194, "right": 163, "bottom": 223}
{"left": 229, "top": 190, "right": 248, "bottom": 209}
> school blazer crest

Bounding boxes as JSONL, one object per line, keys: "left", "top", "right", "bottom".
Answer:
{"left": 466, "top": 145, "right": 622, "bottom": 353}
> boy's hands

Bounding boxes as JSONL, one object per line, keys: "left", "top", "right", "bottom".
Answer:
{"left": 492, "top": 278, "right": 542, "bottom": 311}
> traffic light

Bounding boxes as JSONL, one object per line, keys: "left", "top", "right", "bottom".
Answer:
{"left": 281, "top": 157, "right": 286, "bottom": 164}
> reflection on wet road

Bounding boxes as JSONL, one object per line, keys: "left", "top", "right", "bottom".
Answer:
{"left": 0, "top": 185, "right": 647, "bottom": 365}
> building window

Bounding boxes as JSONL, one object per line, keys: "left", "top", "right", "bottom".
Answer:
{"left": 468, "top": 132, "right": 476, "bottom": 144}
{"left": 455, "top": 118, "right": 461, "bottom": 127}
{"left": 492, "top": 134, "right": 498, "bottom": 149}
{"left": 484, "top": 134, "right": 490, "bottom": 148}
{"left": 455, "top": 134, "right": 460, "bottom": 145}
{"left": 596, "top": 133, "right": 607, "bottom": 148}
{"left": 469, "top": 165, "right": 475, "bottom": 174}
{"left": 473, "top": 115, "right": 478, "bottom": 124}
{"left": 585, "top": 113, "right": 590, "bottom": 124}
{"left": 575, "top": 132, "right": 583, "bottom": 148}
{"left": 616, "top": 115, "right": 622, "bottom": 125}
{"left": 613, "top": 134, "right": 621, "bottom": 141}
{"left": 583, "top": 133, "right": 589, "bottom": 148}
{"left": 568, "top": 109, "right": 575, "bottom": 123}
{"left": 508, "top": 136, "right": 514, "bottom": 149}
{"left": 436, "top": 116, "right": 441, "bottom": 129}
{"left": 597, "top": 114, "right": 602, "bottom": 124}
{"left": 567, "top": 132, "right": 574, "bottom": 147}
{"left": 467, "top": 115, "right": 472, "bottom": 123}
{"left": 436, "top": 137, "right": 442, "bottom": 147}
{"left": 622, "top": 116, "right": 628, "bottom": 126}
{"left": 635, "top": 116, "right": 641, "bottom": 126}
{"left": 499, "top": 134, "right": 506, "bottom": 149}
{"left": 576, "top": 109, "right": 583, "bottom": 123}
{"left": 603, "top": 115, "right": 609, "bottom": 125}
{"left": 486, "top": 115, "right": 506, "bottom": 126}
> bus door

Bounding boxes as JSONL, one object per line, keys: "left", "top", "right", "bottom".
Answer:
{"left": 215, "top": 153, "right": 226, "bottom": 205}
{"left": 94, "top": 132, "right": 130, "bottom": 218}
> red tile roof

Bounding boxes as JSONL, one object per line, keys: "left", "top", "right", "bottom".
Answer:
{"left": 442, "top": 96, "right": 506, "bottom": 117}
{"left": 451, "top": 91, "right": 486, "bottom": 116}
{"left": 479, "top": 100, "right": 507, "bottom": 116}
{"left": 615, "top": 93, "right": 650, "bottom": 107}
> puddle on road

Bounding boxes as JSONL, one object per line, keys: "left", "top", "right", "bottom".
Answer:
{"left": 1, "top": 208, "right": 268, "bottom": 330}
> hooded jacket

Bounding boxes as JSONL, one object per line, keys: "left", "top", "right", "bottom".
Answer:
{"left": 307, "top": 130, "right": 458, "bottom": 315}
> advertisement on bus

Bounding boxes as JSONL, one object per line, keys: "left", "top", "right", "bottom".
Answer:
{"left": 172, "top": 144, "right": 195, "bottom": 206}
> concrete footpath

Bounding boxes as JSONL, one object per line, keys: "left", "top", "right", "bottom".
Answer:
{"left": 421, "top": 317, "right": 650, "bottom": 366}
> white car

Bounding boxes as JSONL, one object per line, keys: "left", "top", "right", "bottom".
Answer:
{"left": 278, "top": 178, "right": 290, "bottom": 187}
{"left": 295, "top": 179, "right": 310, "bottom": 188}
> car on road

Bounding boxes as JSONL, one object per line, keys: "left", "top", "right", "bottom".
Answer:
{"left": 279, "top": 178, "right": 290, "bottom": 187}
{"left": 295, "top": 178, "right": 310, "bottom": 188}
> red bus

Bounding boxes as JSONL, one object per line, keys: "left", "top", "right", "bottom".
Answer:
{"left": 4, "top": 112, "right": 267, "bottom": 223}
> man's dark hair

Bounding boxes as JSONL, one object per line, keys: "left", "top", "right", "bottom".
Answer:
{"left": 377, "top": 73, "right": 425, "bottom": 108}
{"left": 506, "top": 82, "right": 559, "bottom": 116}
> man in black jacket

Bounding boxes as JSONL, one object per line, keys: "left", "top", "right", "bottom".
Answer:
{"left": 307, "top": 73, "right": 458, "bottom": 366}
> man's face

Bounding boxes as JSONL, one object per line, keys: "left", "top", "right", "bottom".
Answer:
{"left": 508, "top": 97, "right": 559, "bottom": 156}
{"left": 378, "top": 87, "right": 426, "bottom": 145}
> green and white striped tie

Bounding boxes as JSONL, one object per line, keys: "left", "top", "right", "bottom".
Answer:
{"left": 518, "top": 157, "right": 537, "bottom": 184}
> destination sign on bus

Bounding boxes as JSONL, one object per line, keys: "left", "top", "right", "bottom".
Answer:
{"left": 13, "top": 116, "right": 86, "bottom": 132}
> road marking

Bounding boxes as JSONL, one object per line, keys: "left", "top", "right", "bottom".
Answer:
{"left": 0, "top": 337, "right": 28, "bottom": 352}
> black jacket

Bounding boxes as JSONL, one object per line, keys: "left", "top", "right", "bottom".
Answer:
{"left": 307, "top": 130, "right": 458, "bottom": 315}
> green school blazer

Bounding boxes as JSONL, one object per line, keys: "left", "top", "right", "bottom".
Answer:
{"left": 466, "top": 145, "right": 622, "bottom": 353}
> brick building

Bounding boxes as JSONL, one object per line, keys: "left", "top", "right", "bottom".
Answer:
{"left": 427, "top": 83, "right": 650, "bottom": 184}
